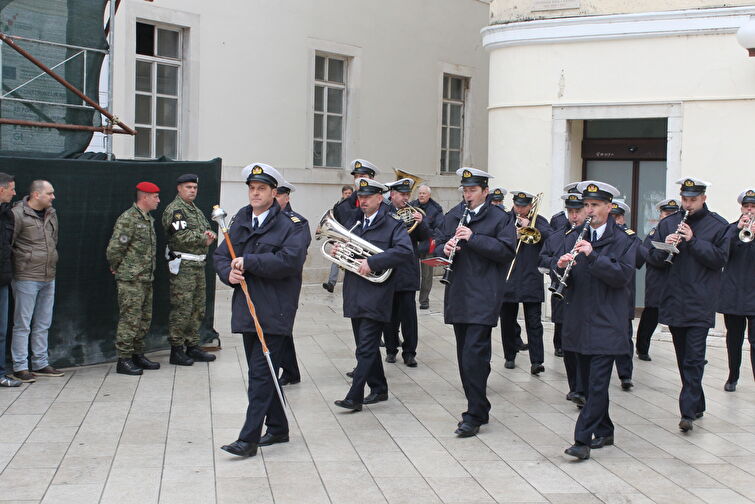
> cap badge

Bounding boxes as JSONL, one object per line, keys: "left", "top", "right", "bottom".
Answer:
{"left": 494, "top": 189, "right": 502, "bottom": 195}
{"left": 517, "top": 192, "right": 526, "bottom": 199}
{"left": 684, "top": 179, "right": 695, "bottom": 187}
{"left": 668, "top": 200, "right": 677, "bottom": 206}
{"left": 568, "top": 195, "right": 577, "bottom": 201}
{"left": 462, "top": 170, "right": 472, "bottom": 178}
{"left": 746, "top": 190, "right": 755, "bottom": 197}
{"left": 360, "top": 180, "right": 368, "bottom": 187}
{"left": 252, "top": 165, "right": 263, "bottom": 175}
{"left": 354, "top": 161, "right": 362, "bottom": 169}
{"left": 587, "top": 184, "right": 598, "bottom": 193}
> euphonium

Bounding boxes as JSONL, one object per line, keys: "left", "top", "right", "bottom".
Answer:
{"left": 315, "top": 210, "right": 392, "bottom": 283}
{"left": 739, "top": 212, "right": 754, "bottom": 243}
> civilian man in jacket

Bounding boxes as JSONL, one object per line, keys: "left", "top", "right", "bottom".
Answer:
{"left": 647, "top": 177, "right": 729, "bottom": 433}
{"left": 107, "top": 182, "right": 161, "bottom": 376}
{"left": 0, "top": 173, "right": 20, "bottom": 387}
{"left": 412, "top": 184, "right": 444, "bottom": 310}
{"left": 717, "top": 189, "right": 755, "bottom": 392}
{"left": 9, "top": 180, "right": 63, "bottom": 383}
{"left": 215, "top": 163, "right": 308, "bottom": 457}
{"left": 333, "top": 178, "right": 413, "bottom": 411}
{"left": 555, "top": 181, "right": 637, "bottom": 460}
{"left": 635, "top": 198, "right": 680, "bottom": 361}
{"left": 436, "top": 168, "right": 516, "bottom": 437}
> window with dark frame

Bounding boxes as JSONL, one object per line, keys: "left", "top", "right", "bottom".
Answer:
{"left": 440, "top": 74, "right": 467, "bottom": 173}
{"left": 134, "top": 21, "right": 182, "bottom": 160}
{"left": 313, "top": 53, "right": 347, "bottom": 168}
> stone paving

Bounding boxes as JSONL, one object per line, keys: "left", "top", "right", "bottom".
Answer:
{"left": 0, "top": 281, "right": 754, "bottom": 503}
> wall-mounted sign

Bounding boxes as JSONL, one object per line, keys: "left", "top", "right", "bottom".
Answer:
{"left": 532, "top": 0, "right": 580, "bottom": 12}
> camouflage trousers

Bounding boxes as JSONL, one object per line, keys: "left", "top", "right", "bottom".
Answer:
{"left": 116, "top": 280, "right": 152, "bottom": 358}
{"left": 168, "top": 265, "right": 206, "bottom": 347}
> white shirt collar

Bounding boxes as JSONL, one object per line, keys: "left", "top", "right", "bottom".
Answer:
{"left": 591, "top": 221, "right": 608, "bottom": 241}
{"left": 252, "top": 207, "right": 271, "bottom": 227}
{"left": 363, "top": 209, "right": 379, "bottom": 227}
{"left": 470, "top": 202, "right": 485, "bottom": 214}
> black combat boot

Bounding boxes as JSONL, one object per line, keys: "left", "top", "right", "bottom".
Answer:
{"left": 116, "top": 358, "right": 143, "bottom": 376}
{"left": 170, "top": 346, "right": 194, "bottom": 366}
{"left": 132, "top": 353, "right": 160, "bottom": 370}
{"left": 186, "top": 345, "right": 216, "bottom": 362}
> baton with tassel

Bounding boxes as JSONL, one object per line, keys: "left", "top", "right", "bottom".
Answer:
{"left": 211, "top": 205, "right": 288, "bottom": 415}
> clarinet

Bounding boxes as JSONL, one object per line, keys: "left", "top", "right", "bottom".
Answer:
{"left": 550, "top": 216, "right": 592, "bottom": 299}
{"left": 664, "top": 210, "right": 690, "bottom": 264}
{"left": 440, "top": 202, "right": 472, "bottom": 286}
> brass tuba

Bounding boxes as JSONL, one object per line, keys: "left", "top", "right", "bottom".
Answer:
{"left": 393, "top": 168, "right": 426, "bottom": 233}
{"left": 315, "top": 210, "right": 392, "bottom": 283}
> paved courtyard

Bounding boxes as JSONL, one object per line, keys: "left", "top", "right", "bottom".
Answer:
{"left": 0, "top": 281, "right": 753, "bottom": 503}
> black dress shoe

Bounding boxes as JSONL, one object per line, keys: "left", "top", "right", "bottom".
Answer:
{"left": 132, "top": 354, "right": 160, "bottom": 370}
{"left": 454, "top": 422, "right": 479, "bottom": 438}
{"left": 530, "top": 363, "right": 545, "bottom": 375}
{"left": 279, "top": 375, "right": 301, "bottom": 386}
{"left": 322, "top": 282, "right": 335, "bottom": 293}
{"left": 504, "top": 360, "right": 515, "bottom": 369}
{"left": 385, "top": 354, "right": 397, "bottom": 364}
{"left": 170, "top": 346, "right": 194, "bottom": 366}
{"left": 345, "top": 368, "right": 355, "bottom": 378}
{"left": 621, "top": 378, "right": 634, "bottom": 390}
{"left": 590, "top": 435, "right": 614, "bottom": 449}
{"left": 186, "top": 345, "right": 216, "bottom": 362}
{"left": 258, "top": 432, "right": 289, "bottom": 446}
{"left": 519, "top": 343, "right": 529, "bottom": 351}
{"left": 363, "top": 392, "right": 389, "bottom": 404}
{"left": 571, "top": 393, "right": 586, "bottom": 407}
{"left": 116, "top": 358, "right": 143, "bottom": 376}
{"left": 221, "top": 440, "right": 258, "bottom": 457}
{"left": 566, "top": 391, "right": 576, "bottom": 402}
{"left": 419, "top": 304, "right": 429, "bottom": 310}
{"left": 637, "top": 353, "right": 651, "bottom": 361}
{"left": 564, "top": 443, "right": 590, "bottom": 460}
{"left": 554, "top": 348, "right": 564, "bottom": 357}
{"left": 724, "top": 381, "right": 737, "bottom": 392}
{"left": 403, "top": 356, "right": 417, "bottom": 368}
{"left": 679, "top": 418, "right": 694, "bottom": 432}
{"left": 334, "top": 399, "right": 362, "bottom": 411}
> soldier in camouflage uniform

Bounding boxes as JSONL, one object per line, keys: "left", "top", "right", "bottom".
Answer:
{"left": 162, "top": 174, "right": 217, "bottom": 366}
{"left": 106, "top": 181, "right": 161, "bottom": 376}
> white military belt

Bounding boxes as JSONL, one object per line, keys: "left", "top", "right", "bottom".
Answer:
{"left": 175, "top": 252, "right": 206, "bottom": 262}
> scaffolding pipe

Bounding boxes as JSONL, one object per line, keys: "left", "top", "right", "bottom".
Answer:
{"left": 0, "top": 118, "right": 132, "bottom": 134}
{"left": 106, "top": 0, "right": 116, "bottom": 158}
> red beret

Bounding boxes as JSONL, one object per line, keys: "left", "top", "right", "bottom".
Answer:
{"left": 136, "top": 181, "right": 160, "bottom": 193}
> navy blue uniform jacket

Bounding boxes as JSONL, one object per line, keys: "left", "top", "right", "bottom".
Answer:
{"left": 550, "top": 211, "right": 568, "bottom": 232}
{"left": 342, "top": 206, "right": 414, "bottom": 322}
{"left": 646, "top": 205, "right": 729, "bottom": 328}
{"left": 717, "top": 222, "right": 755, "bottom": 316}
{"left": 411, "top": 197, "right": 444, "bottom": 256}
{"left": 214, "top": 201, "right": 309, "bottom": 336}
{"left": 640, "top": 227, "right": 666, "bottom": 308}
{"left": 284, "top": 203, "right": 313, "bottom": 318}
{"left": 539, "top": 220, "right": 571, "bottom": 323}
{"left": 553, "top": 219, "right": 638, "bottom": 355}
{"left": 503, "top": 213, "right": 553, "bottom": 303}
{"left": 333, "top": 191, "right": 359, "bottom": 227}
{"left": 436, "top": 201, "right": 516, "bottom": 327}
{"left": 389, "top": 204, "right": 430, "bottom": 292}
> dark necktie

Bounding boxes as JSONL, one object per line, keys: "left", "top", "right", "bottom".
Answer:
{"left": 363, "top": 218, "right": 369, "bottom": 231}
{"left": 253, "top": 217, "right": 259, "bottom": 230}
{"left": 592, "top": 230, "right": 598, "bottom": 243}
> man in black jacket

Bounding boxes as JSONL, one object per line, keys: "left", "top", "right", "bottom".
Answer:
{"left": 0, "top": 173, "right": 20, "bottom": 388}
{"left": 332, "top": 159, "right": 379, "bottom": 228}
{"left": 436, "top": 167, "right": 516, "bottom": 437}
{"left": 412, "top": 184, "right": 444, "bottom": 310}
{"left": 333, "top": 178, "right": 413, "bottom": 411}
{"left": 555, "top": 181, "right": 637, "bottom": 460}
{"left": 717, "top": 189, "right": 755, "bottom": 392}
{"left": 384, "top": 178, "right": 430, "bottom": 367}
{"left": 214, "top": 163, "right": 309, "bottom": 457}
{"left": 647, "top": 177, "right": 729, "bottom": 433}
{"left": 635, "top": 197, "right": 680, "bottom": 361}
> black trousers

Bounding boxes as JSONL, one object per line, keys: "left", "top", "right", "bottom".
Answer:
{"left": 723, "top": 314, "right": 755, "bottom": 383}
{"left": 635, "top": 306, "right": 659, "bottom": 356}
{"left": 453, "top": 323, "right": 492, "bottom": 427}
{"left": 501, "top": 302, "right": 544, "bottom": 364}
{"left": 345, "top": 318, "right": 388, "bottom": 403}
{"left": 553, "top": 322, "right": 562, "bottom": 351}
{"left": 574, "top": 354, "right": 615, "bottom": 445}
{"left": 279, "top": 336, "right": 300, "bottom": 382}
{"left": 239, "top": 332, "right": 287, "bottom": 443}
{"left": 614, "top": 319, "right": 633, "bottom": 380}
{"left": 384, "top": 290, "right": 418, "bottom": 358}
{"left": 670, "top": 326, "right": 708, "bottom": 420}
{"left": 563, "top": 349, "right": 583, "bottom": 395}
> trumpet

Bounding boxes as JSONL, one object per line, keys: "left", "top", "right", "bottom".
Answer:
{"left": 315, "top": 210, "right": 392, "bottom": 283}
{"left": 665, "top": 210, "right": 690, "bottom": 264}
{"left": 396, "top": 204, "right": 426, "bottom": 233}
{"left": 440, "top": 203, "right": 471, "bottom": 286}
{"left": 549, "top": 216, "right": 592, "bottom": 299}
{"left": 739, "top": 212, "right": 754, "bottom": 242}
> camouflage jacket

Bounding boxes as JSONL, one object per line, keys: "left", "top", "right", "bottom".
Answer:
{"left": 106, "top": 204, "right": 156, "bottom": 282}
{"left": 162, "top": 196, "right": 211, "bottom": 266}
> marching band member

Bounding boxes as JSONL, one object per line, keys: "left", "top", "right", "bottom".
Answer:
{"left": 489, "top": 187, "right": 507, "bottom": 209}
{"left": 555, "top": 181, "right": 637, "bottom": 460}
{"left": 646, "top": 177, "right": 729, "bottom": 433}
{"left": 333, "top": 159, "right": 379, "bottom": 227}
{"left": 549, "top": 182, "right": 580, "bottom": 231}
{"left": 717, "top": 188, "right": 755, "bottom": 392}
{"left": 333, "top": 178, "right": 413, "bottom": 411}
{"left": 501, "top": 191, "right": 552, "bottom": 375}
{"left": 635, "top": 198, "right": 680, "bottom": 361}
{"left": 436, "top": 168, "right": 516, "bottom": 437}
{"left": 383, "top": 178, "right": 430, "bottom": 367}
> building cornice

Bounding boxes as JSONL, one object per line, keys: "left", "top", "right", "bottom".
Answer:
{"left": 481, "top": 6, "right": 755, "bottom": 50}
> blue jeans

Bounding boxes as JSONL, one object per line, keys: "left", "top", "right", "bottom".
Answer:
{"left": 11, "top": 280, "right": 55, "bottom": 372}
{"left": 0, "top": 286, "right": 8, "bottom": 376}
